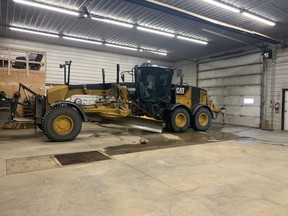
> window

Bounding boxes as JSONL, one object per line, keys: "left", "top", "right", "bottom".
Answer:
{"left": 244, "top": 98, "right": 254, "bottom": 105}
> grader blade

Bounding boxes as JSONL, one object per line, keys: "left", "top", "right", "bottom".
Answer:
{"left": 103, "top": 115, "right": 163, "bottom": 133}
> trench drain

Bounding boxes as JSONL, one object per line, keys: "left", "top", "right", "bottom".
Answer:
{"left": 6, "top": 151, "right": 111, "bottom": 175}
{"left": 54, "top": 151, "right": 111, "bottom": 166}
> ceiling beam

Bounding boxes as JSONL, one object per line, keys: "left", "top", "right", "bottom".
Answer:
{"left": 123, "top": 0, "right": 280, "bottom": 44}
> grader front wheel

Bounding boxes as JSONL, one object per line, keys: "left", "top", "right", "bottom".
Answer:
{"left": 43, "top": 107, "right": 82, "bottom": 142}
{"left": 168, "top": 107, "right": 190, "bottom": 132}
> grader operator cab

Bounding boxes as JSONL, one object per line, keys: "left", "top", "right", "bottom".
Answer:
{"left": 0, "top": 61, "right": 221, "bottom": 142}
{"left": 131, "top": 63, "right": 221, "bottom": 132}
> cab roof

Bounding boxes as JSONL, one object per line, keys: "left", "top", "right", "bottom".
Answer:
{"left": 135, "top": 63, "right": 173, "bottom": 70}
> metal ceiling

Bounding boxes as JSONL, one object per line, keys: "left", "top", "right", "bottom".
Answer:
{"left": 1, "top": 0, "right": 288, "bottom": 62}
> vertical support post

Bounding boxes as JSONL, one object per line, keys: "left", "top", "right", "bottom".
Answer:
{"left": 116, "top": 64, "right": 120, "bottom": 107}
{"left": 260, "top": 54, "right": 266, "bottom": 128}
{"left": 116, "top": 64, "right": 120, "bottom": 84}
{"left": 196, "top": 61, "right": 199, "bottom": 87}
{"left": 180, "top": 74, "right": 184, "bottom": 85}
{"left": 8, "top": 48, "right": 11, "bottom": 75}
{"left": 67, "top": 61, "right": 71, "bottom": 85}
{"left": 44, "top": 52, "right": 47, "bottom": 78}
{"left": 63, "top": 65, "right": 67, "bottom": 85}
{"left": 102, "top": 69, "right": 105, "bottom": 84}
{"left": 270, "top": 49, "right": 277, "bottom": 130}
{"left": 26, "top": 50, "right": 29, "bottom": 77}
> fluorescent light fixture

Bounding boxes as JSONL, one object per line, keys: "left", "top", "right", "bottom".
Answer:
{"left": 202, "top": 0, "right": 240, "bottom": 13}
{"left": 137, "top": 26, "right": 175, "bottom": 37}
{"left": 13, "top": 0, "right": 79, "bottom": 16}
{"left": 177, "top": 35, "right": 208, "bottom": 45}
{"left": 242, "top": 12, "right": 275, "bottom": 26}
{"left": 105, "top": 43, "right": 137, "bottom": 51}
{"left": 144, "top": 49, "right": 167, "bottom": 56}
{"left": 63, "top": 36, "right": 102, "bottom": 45}
{"left": 149, "top": 51, "right": 167, "bottom": 56}
{"left": 91, "top": 17, "right": 133, "bottom": 28}
{"left": 10, "top": 27, "right": 59, "bottom": 38}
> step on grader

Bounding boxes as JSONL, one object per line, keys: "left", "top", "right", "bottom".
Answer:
{"left": 0, "top": 61, "right": 222, "bottom": 141}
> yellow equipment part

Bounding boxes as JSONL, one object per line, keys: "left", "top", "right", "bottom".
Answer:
{"left": 175, "top": 87, "right": 192, "bottom": 109}
{"left": 175, "top": 113, "right": 187, "bottom": 128}
{"left": 47, "top": 85, "right": 127, "bottom": 104}
{"left": 53, "top": 115, "right": 74, "bottom": 136}
{"left": 46, "top": 84, "right": 163, "bottom": 133}
{"left": 198, "top": 112, "right": 209, "bottom": 127}
{"left": 47, "top": 84, "right": 130, "bottom": 116}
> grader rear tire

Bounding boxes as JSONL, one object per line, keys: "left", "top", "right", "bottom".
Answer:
{"left": 192, "top": 107, "right": 212, "bottom": 131}
{"left": 43, "top": 106, "right": 82, "bottom": 142}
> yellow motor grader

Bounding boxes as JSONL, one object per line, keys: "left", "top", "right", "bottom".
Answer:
{"left": 0, "top": 61, "right": 221, "bottom": 141}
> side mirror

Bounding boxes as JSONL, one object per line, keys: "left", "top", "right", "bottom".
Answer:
{"left": 59, "top": 64, "right": 64, "bottom": 68}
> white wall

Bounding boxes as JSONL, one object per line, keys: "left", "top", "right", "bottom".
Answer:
{"left": 0, "top": 38, "right": 172, "bottom": 84}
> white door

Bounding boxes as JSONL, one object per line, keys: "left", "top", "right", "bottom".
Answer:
{"left": 284, "top": 91, "right": 288, "bottom": 131}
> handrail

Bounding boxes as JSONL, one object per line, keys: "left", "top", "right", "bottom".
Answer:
{"left": 0, "top": 47, "right": 46, "bottom": 54}
{"left": 0, "top": 46, "right": 47, "bottom": 77}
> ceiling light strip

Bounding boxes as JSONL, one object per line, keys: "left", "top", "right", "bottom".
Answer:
{"left": 242, "top": 12, "right": 275, "bottom": 26}
{"left": 105, "top": 43, "right": 138, "bottom": 51}
{"left": 137, "top": 26, "right": 175, "bottom": 37}
{"left": 10, "top": 27, "right": 59, "bottom": 38}
{"left": 9, "top": 26, "right": 167, "bottom": 55}
{"left": 13, "top": 0, "right": 79, "bottom": 16}
{"left": 148, "top": 51, "right": 167, "bottom": 56}
{"left": 177, "top": 35, "right": 208, "bottom": 45}
{"left": 201, "top": 0, "right": 275, "bottom": 26}
{"left": 202, "top": 0, "right": 240, "bottom": 13}
{"left": 63, "top": 36, "right": 102, "bottom": 45}
{"left": 91, "top": 17, "right": 133, "bottom": 28}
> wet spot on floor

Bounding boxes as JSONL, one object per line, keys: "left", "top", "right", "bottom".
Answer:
{"left": 104, "top": 128, "right": 240, "bottom": 155}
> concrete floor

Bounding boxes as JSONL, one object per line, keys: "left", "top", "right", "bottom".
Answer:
{"left": 1, "top": 123, "right": 288, "bottom": 216}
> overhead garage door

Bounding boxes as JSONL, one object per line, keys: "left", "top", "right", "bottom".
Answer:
{"left": 198, "top": 53, "right": 262, "bottom": 127}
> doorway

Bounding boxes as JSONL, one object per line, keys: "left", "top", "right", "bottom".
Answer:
{"left": 282, "top": 89, "right": 288, "bottom": 130}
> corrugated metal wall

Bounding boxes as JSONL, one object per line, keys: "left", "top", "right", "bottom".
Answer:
{"left": 0, "top": 38, "right": 172, "bottom": 84}
{"left": 264, "top": 48, "right": 288, "bottom": 130}
{"left": 5, "top": 38, "right": 288, "bottom": 130}
{"left": 198, "top": 53, "right": 263, "bottom": 127}
{"left": 173, "top": 61, "right": 197, "bottom": 85}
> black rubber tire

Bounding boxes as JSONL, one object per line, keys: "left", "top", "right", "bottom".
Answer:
{"left": 190, "top": 115, "right": 196, "bottom": 130}
{"left": 192, "top": 107, "right": 212, "bottom": 131}
{"left": 164, "top": 111, "right": 172, "bottom": 131}
{"left": 37, "top": 123, "right": 44, "bottom": 131}
{"left": 168, "top": 107, "right": 190, "bottom": 132}
{"left": 43, "top": 106, "right": 82, "bottom": 142}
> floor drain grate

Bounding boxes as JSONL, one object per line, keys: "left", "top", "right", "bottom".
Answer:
{"left": 54, "top": 151, "right": 111, "bottom": 166}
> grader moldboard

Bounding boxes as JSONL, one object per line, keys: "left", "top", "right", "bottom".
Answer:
{"left": 0, "top": 61, "right": 222, "bottom": 142}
